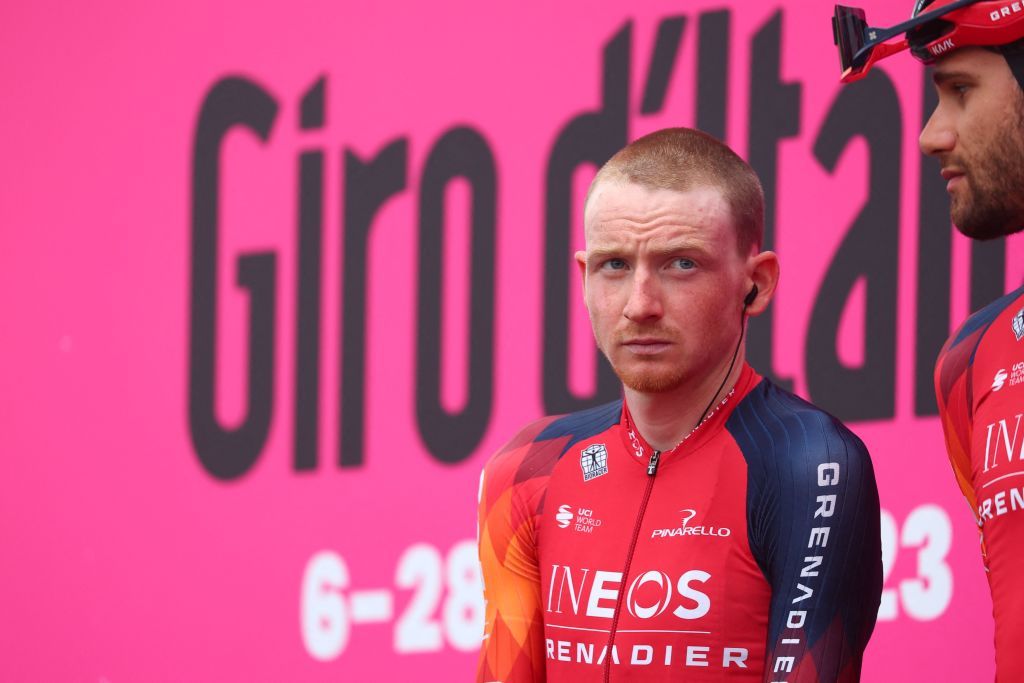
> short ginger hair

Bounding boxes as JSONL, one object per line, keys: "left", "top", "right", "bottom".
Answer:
{"left": 586, "top": 128, "right": 765, "bottom": 254}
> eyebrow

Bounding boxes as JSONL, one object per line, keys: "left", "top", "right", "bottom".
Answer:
{"left": 584, "top": 247, "right": 622, "bottom": 264}
{"left": 932, "top": 70, "right": 976, "bottom": 86}
{"left": 586, "top": 241, "right": 714, "bottom": 262}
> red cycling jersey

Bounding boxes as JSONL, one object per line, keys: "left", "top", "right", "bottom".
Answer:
{"left": 935, "top": 284, "right": 1024, "bottom": 680}
{"left": 477, "top": 365, "right": 881, "bottom": 682}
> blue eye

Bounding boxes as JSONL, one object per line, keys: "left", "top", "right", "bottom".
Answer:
{"left": 603, "top": 258, "right": 627, "bottom": 270}
{"left": 673, "top": 258, "right": 695, "bottom": 270}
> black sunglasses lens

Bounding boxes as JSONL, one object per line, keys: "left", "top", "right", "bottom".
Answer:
{"left": 834, "top": 5, "right": 869, "bottom": 70}
{"left": 908, "top": 18, "right": 954, "bottom": 63}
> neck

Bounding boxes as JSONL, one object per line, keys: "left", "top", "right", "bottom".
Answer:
{"left": 623, "top": 349, "right": 746, "bottom": 452}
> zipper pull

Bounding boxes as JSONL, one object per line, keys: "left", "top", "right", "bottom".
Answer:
{"left": 647, "top": 450, "right": 661, "bottom": 476}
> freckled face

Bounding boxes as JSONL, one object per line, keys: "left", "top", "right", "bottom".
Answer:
{"left": 578, "top": 182, "right": 749, "bottom": 394}
{"left": 919, "top": 48, "right": 1024, "bottom": 239}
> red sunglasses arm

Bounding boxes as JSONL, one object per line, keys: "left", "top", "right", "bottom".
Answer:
{"left": 840, "top": 37, "right": 910, "bottom": 82}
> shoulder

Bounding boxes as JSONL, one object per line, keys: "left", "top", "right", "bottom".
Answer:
{"left": 936, "top": 284, "right": 1024, "bottom": 409}
{"left": 482, "top": 400, "right": 623, "bottom": 487}
{"left": 730, "top": 381, "right": 881, "bottom": 579}
{"left": 945, "top": 284, "right": 1024, "bottom": 357}
{"left": 726, "top": 379, "right": 871, "bottom": 480}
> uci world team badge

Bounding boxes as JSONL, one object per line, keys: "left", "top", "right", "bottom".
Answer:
{"left": 1013, "top": 307, "right": 1024, "bottom": 341}
{"left": 581, "top": 444, "right": 609, "bottom": 481}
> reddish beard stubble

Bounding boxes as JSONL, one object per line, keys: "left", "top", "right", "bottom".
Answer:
{"left": 597, "top": 324, "right": 722, "bottom": 394}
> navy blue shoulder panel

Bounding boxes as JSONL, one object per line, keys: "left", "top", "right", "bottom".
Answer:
{"left": 726, "top": 379, "right": 881, "bottom": 679}
{"left": 536, "top": 400, "right": 623, "bottom": 457}
{"left": 951, "top": 282, "right": 1024, "bottom": 351}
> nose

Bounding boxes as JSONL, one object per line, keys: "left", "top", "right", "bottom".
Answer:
{"left": 919, "top": 102, "right": 956, "bottom": 157}
{"left": 622, "top": 270, "right": 663, "bottom": 323}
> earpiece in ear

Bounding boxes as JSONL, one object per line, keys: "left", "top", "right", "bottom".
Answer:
{"left": 744, "top": 284, "right": 759, "bottom": 307}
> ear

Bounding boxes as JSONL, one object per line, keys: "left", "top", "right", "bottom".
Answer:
{"left": 575, "top": 250, "right": 588, "bottom": 302}
{"left": 744, "top": 250, "right": 779, "bottom": 316}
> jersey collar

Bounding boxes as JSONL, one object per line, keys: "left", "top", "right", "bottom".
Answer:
{"left": 619, "top": 363, "right": 761, "bottom": 466}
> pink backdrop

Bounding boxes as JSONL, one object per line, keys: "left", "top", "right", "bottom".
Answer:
{"left": 3, "top": 1, "right": 1022, "bottom": 680}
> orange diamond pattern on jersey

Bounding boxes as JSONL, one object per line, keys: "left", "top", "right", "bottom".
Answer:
{"left": 477, "top": 416, "right": 564, "bottom": 682}
{"left": 935, "top": 326, "right": 986, "bottom": 518}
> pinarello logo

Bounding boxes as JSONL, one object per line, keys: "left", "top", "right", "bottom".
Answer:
{"left": 652, "top": 508, "right": 731, "bottom": 539}
{"left": 556, "top": 504, "right": 574, "bottom": 529}
{"left": 993, "top": 369, "right": 1008, "bottom": 391}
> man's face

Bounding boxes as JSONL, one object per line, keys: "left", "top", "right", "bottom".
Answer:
{"left": 920, "top": 47, "right": 1024, "bottom": 239}
{"left": 576, "top": 181, "right": 750, "bottom": 394}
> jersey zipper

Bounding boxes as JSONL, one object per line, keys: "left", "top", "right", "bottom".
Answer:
{"left": 603, "top": 449, "right": 661, "bottom": 683}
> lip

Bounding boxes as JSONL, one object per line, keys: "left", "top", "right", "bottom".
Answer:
{"left": 940, "top": 167, "right": 965, "bottom": 192}
{"left": 621, "top": 339, "right": 673, "bottom": 355}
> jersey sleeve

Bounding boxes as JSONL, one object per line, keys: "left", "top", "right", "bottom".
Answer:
{"left": 476, "top": 426, "right": 552, "bottom": 683}
{"left": 934, "top": 320, "right": 984, "bottom": 518}
{"left": 731, "top": 387, "right": 882, "bottom": 682}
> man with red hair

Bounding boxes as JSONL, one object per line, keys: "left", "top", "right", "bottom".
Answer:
{"left": 477, "top": 127, "right": 882, "bottom": 682}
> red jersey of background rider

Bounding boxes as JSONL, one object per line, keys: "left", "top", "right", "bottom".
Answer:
{"left": 935, "top": 283, "right": 1024, "bottom": 680}
{"left": 478, "top": 364, "right": 882, "bottom": 682}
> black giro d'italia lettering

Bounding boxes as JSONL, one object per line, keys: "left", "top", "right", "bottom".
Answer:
{"left": 188, "top": 9, "right": 994, "bottom": 482}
